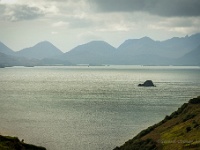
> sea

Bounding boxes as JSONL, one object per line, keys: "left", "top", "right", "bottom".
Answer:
{"left": 0, "top": 65, "right": 199, "bottom": 150}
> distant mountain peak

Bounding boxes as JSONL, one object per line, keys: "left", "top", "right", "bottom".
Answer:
{"left": 61, "top": 40, "right": 116, "bottom": 64}
{"left": 1, "top": 32, "right": 200, "bottom": 66}
{"left": 88, "top": 40, "right": 105, "bottom": 43}
{"left": 118, "top": 36, "right": 154, "bottom": 50}
{"left": 140, "top": 36, "right": 154, "bottom": 41}
{"left": 34, "top": 41, "right": 57, "bottom": 47}
{"left": 123, "top": 36, "right": 154, "bottom": 43}
{"left": 84, "top": 40, "right": 114, "bottom": 46}
{"left": 72, "top": 40, "right": 116, "bottom": 51}
{"left": 17, "top": 41, "right": 63, "bottom": 59}
{"left": 190, "top": 32, "right": 200, "bottom": 37}
{"left": 37, "top": 41, "right": 50, "bottom": 44}
{"left": 0, "top": 41, "right": 15, "bottom": 55}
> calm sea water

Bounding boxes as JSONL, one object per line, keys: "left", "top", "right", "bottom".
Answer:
{"left": 0, "top": 66, "right": 200, "bottom": 150}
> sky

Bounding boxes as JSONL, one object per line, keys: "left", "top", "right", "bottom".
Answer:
{"left": 0, "top": 0, "right": 200, "bottom": 52}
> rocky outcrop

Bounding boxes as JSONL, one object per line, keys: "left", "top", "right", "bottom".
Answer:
{"left": 138, "top": 80, "right": 155, "bottom": 87}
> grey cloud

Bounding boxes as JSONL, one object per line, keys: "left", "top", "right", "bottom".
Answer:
{"left": 91, "top": 0, "right": 144, "bottom": 12}
{"left": 45, "top": 0, "right": 81, "bottom": 2}
{"left": 67, "top": 18, "right": 94, "bottom": 28}
{"left": 0, "top": 4, "right": 6, "bottom": 14}
{"left": 0, "top": 4, "right": 44, "bottom": 21}
{"left": 91, "top": 0, "right": 200, "bottom": 17}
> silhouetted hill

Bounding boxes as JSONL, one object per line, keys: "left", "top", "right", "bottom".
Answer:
{"left": 162, "top": 33, "right": 200, "bottom": 58}
{"left": 17, "top": 41, "right": 63, "bottom": 59}
{"left": 0, "top": 52, "right": 39, "bottom": 67}
{"left": 0, "top": 52, "right": 18, "bottom": 67}
{"left": 0, "top": 52, "right": 72, "bottom": 67}
{"left": 60, "top": 33, "right": 200, "bottom": 65}
{"left": 114, "top": 96, "right": 200, "bottom": 150}
{"left": 61, "top": 41, "right": 116, "bottom": 64}
{"left": 113, "top": 37, "right": 171, "bottom": 65}
{"left": 177, "top": 45, "right": 200, "bottom": 65}
{"left": 0, "top": 135, "right": 46, "bottom": 150}
{"left": 0, "top": 41, "right": 73, "bottom": 66}
{"left": 117, "top": 33, "right": 200, "bottom": 59}
{"left": 0, "top": 41, "right": 15, "bottom": 55}
{"left": 113, "top": 54, "right": 173, "bottom": 65}
{"left": 1, "top": 33, "right": 200, "bottom": 66}
{"left": 38, "top": 58, "right": 73, "bottom": 66}
{"left": 118, "top": 37, "right": 156, "bottom": 54}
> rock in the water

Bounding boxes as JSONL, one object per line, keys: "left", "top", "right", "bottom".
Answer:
{"left": 138, "top": 80, "right": 155, "bottom": 87}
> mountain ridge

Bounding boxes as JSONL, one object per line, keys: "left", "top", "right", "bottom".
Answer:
{"left": 61, "top": 40, "right": 116, "bottom": 64}
{"left": 0, "top": 41, "right": 15, "bottom": 55}
{"left": 177, "top": 44, "right": 200, "bottom": 65}
{"left": 16, "top": 41, "right": 63, "bottom": 59}
{"left": 0, "top": 33, "right": 200, "bottom": 66}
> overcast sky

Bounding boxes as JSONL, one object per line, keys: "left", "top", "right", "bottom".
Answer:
{"left": 0, "top": 0, "right": 200, "bottom": 52}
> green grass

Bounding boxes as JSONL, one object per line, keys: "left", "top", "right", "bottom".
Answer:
{"left": 114, "top": 96, "right": 200, "bottom": 150}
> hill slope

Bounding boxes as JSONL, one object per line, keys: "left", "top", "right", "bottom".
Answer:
{"left": 117, "top": 33, "right": 200, "bottom": 59}
{"left": 17, "top": 41, "right": 63, "bottom": 59}
{"left": 0, "top": 52, "right": 38, "bottom": 67}
{"left": 177, "top": 45, "right": 200, "bottom": 65}
{"left": 60, "top": 33, "right": 200, "bottom": 65}
{"left": 1, "top": 33, "right": 200, "bottom": 66}
{"left": 115, "top": 37, "right": 173, "bottom": 65}
{"left": 114, "top": 96, "right": 200, "bottom": 150}
{"left": 0, "top": 52, "right": 72, "bottom": 67}
{"left": 61, "top": 41, "right": 116, "bottom": 64}
{"left": 0, "top": 135, "right": 46, "bottom": 150}
{"left": 0, "top": 41, "right": 15, "bottom": 55}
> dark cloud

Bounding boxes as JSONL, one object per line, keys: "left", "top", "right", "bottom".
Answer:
{"left": 0, "top": 4, "right": 44, "bottom": 21}
{"left": 12, "top": 5, "right": 44, "bottom": 21}
{"left": 91, "top": 0, "right": 200, "bottom": 17}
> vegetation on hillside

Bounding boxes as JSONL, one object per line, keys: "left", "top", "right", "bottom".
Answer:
{"left": 114, "top": 96, "right": 200, "bottom": 150}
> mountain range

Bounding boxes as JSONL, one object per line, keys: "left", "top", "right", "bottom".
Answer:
{"left": 0, "top": 33, "right": 200, "bottom": 67}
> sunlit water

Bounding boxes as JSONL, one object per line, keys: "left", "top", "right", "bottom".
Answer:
{"left": 0, "top": 66, "right": 200, "bottom": 150}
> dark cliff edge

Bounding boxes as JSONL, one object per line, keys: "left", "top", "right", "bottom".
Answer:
{"left": 114, "top": 96, "right": 200, "bottom": 150}
{"left": 0, "top": 135, "right": 46, "bottom": 150}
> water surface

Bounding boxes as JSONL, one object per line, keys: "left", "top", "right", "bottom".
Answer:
{"left": 0, "top": 66, "right": 200, "bottom": 150}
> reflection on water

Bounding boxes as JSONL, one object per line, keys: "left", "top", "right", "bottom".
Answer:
{"left": 0, "top": 66, "right": 200, "bottom": 150}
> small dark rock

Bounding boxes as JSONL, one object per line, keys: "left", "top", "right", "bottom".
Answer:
{"left": 138, "top": 80, "right": 155, "bottom": 87}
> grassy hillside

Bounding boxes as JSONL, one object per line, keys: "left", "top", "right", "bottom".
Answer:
{"left": 0, "top": 135, "right": 46, "bottom": 150}
{"left": 114, "top": 96, "right": 200, "bottom": 150}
